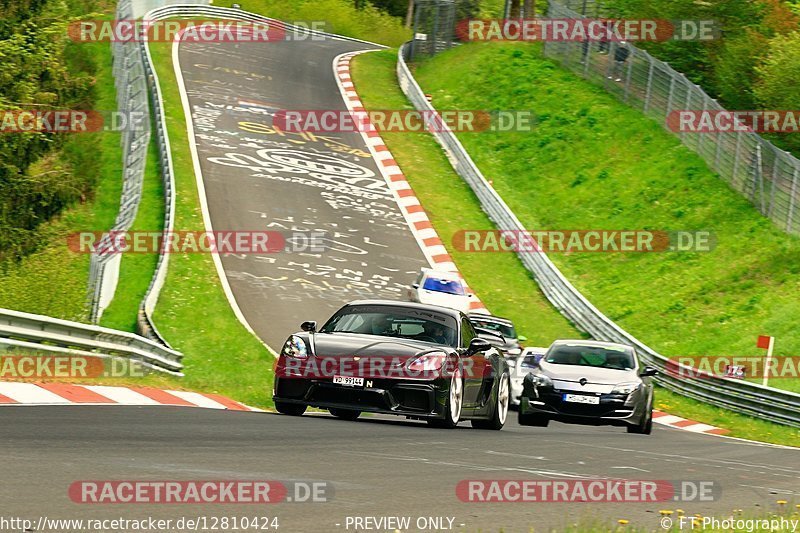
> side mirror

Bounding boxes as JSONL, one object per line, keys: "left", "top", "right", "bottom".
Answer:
{"left": 467, "top": 293, "right": 475, "bottom": 298}
{"left": 412, "top": 283, "right": 419, "bottom": 289}
{"left": 465, "top": 337, "right": 491, "bottom": 355}
{"left": 640, "top": 366, "right": 658, "bottom": 377}
{"left": 301, "top": 321, "right": 317, "bottom": 333}
{"left": 518, "top": 335, "right": 528, "bottom": 342}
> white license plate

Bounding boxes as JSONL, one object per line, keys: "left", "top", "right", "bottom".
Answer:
{"left": 333, "top": 376, "right": 364, "bottom": 387}
{"left": 563, "top": 394, "right": 600, "bottom": 404}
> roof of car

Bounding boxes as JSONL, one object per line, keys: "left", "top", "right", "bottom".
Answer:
{"left": 344, "top": 299, "right": 463, "bottom": 318}
{"left": 467, "top": 313, "right": 514, "bottom": 325}
{"left": 549, "top": 339, "right": 635, "bottom": 352}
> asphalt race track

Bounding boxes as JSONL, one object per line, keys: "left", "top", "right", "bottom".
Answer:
{"left": 176, "top": 32, "right": 428, "bottom": 349}
{"left": 2, "top": 406, "right": 798, "bottom": 531}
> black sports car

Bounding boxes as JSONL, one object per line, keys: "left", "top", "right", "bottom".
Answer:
{"left": 272, "top": 300, "right": 511, "bottom": 429}
{"left": 518, "top": 340, "right": 657, "bottom": 434}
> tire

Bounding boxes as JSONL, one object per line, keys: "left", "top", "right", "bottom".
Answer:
{"left": 627, "top": 409, "right": 653, "bottom": 434}
{"left": 428, "top": 366, "right": 463, "bottom": 429}
{"left": 518, "top": 412, "right": 549, "bottom": 427}
{"left": 329, "top": 408, "right": 361, "bottom": 421}
{"left": 275, "top": 401, "right": 307, "bottom": 416}
{"left": 472, "top": 373, "right": 510, "bottom": 430}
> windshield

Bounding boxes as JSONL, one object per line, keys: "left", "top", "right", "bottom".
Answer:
{"left": 544, "top": 345, "right": 635, "bottom": 370}
{"left": 470, "top": 319, "right": 516, "bottom": 339}
{"left": 422, "top": 276, "right": 465, "bottom": 296}
{"left": 521, "top": 353, "right": 543, "bottom": 367}
{"left": 320, "top": 305, "right": 458, "bottom": 348}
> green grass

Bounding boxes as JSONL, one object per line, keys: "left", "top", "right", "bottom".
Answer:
{"left": 99, "top": 129, "right": 164, "bottom": 332}
{"left": 352, "top": 50, "right": 579, "bottom": 346}
{"left": 409, "top": 42, "right": 800, "bottom": 395}
{"left": 213, "top": 0, "right": 411, "bottom": 46}
{"left": 144, "top": 42, "right": 274, "bottom": 407}
{"left": 350, "top": 48, "right": 800, "bottom": 446}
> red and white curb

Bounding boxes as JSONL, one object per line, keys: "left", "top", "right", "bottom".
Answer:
{"left": 0, "top": 381, "right": 262, "bottom": 411}
{"left": 652, "top": 410, "right": 729, "bottom": 435}
{"left": 333, "top": 52, "right": 489, "bottom": 314}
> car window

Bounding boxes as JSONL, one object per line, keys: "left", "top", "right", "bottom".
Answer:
{"left": 460, "top": 317, "right": 476, "bottom": 348}
{"left": 470, "top": 319, "right": 516, "bottom": 339}
{"left": 544, "top": 345, "right": 634, "bottom": 369}
{"left": 320, "top": 305, "right": 458, "bottom": 348}
{"left": 422, "top": 276, "right": 465, "bottom": 296}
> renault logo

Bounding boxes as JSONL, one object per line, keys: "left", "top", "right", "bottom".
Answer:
{"left": 353, "top": 356, "right": 361, "bottom": 361}
{"left": 579, "top": 378, "right": 588, "bottom": 386}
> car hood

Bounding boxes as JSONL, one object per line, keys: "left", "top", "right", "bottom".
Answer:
{"left": 540, "top": 363, "right": 640, "bottom": 393}
{"left": 306, "top": 332, "right": 444, "bottom": 359}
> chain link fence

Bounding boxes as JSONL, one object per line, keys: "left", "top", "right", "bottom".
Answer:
{"left": 406, "top": 0, "right": 457, "bottom": 61}
{"left": 542, "top": 0, "right": 800, "bottom": 236}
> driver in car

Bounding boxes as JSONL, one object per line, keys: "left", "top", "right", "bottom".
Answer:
{"left": 368, "top": 315, "right": 394, "bottom": 336}
{"left": 419, "top": 321, "right": 450, "bottom": 345}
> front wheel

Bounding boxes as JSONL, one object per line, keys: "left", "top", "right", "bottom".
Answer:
{"left": 472, "top": 373, "right": 510, "bottom": 430}
{"left": 428, "top": 366, "right": 463, "bottom": 429}
{"left": 627, "top": 409, "right": 653, "bottom": 434}
{"left": 329, "top": 408, "right": 361, "bottom": 421}
{"left": 518, "top": 412, "right": 549, "bottom": 427}
{"left": 274, "top": 401, "right": 307, "bottom": 416}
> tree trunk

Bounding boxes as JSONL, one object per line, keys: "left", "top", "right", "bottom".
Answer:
{"left": 509, "top": 0, "right": 521, "bottom": 19}
{"left": 523, "top": 0, "right": 534, "bottom": 17}
{"left": 405, "top": 0, "right": 414, "bottom": 28}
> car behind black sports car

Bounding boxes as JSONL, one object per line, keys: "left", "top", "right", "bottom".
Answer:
{"left": 272, "top": 300, "right": 510, "bottom": 429}
{"left": 518, "top": 340, "right": 657, "bottom": 434}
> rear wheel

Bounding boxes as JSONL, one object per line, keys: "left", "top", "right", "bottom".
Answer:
{"left": 329, "top": 408, "right": 361, "bottom": 421}
{"left": 627, "top": 409, "right": 653, "bottom": 434}
{"left": 472, "top": 373, "right": 510, "bottom": 430}
{"left": 428, "top": 367, "right": 463, "bottom": 429}
{"left": 275, "top": 401, "right": 307, "bottom": 416}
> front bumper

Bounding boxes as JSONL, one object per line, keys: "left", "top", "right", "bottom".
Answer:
{"left": 519, "top": 389, "right": 646, "bottom": 427}
{"left": 274, "top": 377, "right": 449, "bottom": 419}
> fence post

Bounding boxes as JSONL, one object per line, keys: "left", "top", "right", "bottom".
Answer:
{"left": 732, "top": 130, "right": 743, "bottom": 187}
{"left": 622, "top": 48, "right": 634, "bottom": 102}
{"left": 643, "top": 56, "right": 655, "bottom": 113}
{"left": 788, "top": 168, "right": 799, "bottom": 232}
{"left": 768, "top": 154, "right": 779, "bottom": 218}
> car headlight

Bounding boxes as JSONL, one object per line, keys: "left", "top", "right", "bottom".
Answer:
{"left": 611, "top": 382, "right": 640, "bottom": 394}
{"left": 406, "top": 351, "right": 447, "bottom": 372}
{"left": 533, "top": 374, "right": 553, "bottom": 387}
{"left": 281, "top": 335, "right": 308, "bottom": 359}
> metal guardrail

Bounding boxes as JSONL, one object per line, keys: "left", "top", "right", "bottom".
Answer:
{"left": 0, "top": 308, "right": 183, "bottom": 375}
{"left": 396, "top": 43, "right": 800, "bottom": 427}
{"left": 88, "top": 0, "right": 152, "bottom": 323}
